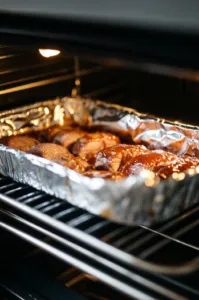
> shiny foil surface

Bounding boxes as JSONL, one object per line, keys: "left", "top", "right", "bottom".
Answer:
{"left": 0, "top": 97, "right": 199, "bottom": 226}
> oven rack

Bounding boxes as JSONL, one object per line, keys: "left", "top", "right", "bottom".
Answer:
{"left": 0, "top": 232, "right": 142, "bottom": 300}
{"left": 0, "top": 234, "right": 197, "bottom": 300}
{"left": 0, "top": 241, "right": 87, "bottom": 300}
{"left": 0, "top": 175, "right": 199, "bottom": 300}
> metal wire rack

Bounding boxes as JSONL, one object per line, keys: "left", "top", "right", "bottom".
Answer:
{"left": 1, "top": 175, "right": 199, "bottom": 300}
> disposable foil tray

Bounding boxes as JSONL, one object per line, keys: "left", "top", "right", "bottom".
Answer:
{"left": 0, "top": 97, "right": 199, "bottom": 226}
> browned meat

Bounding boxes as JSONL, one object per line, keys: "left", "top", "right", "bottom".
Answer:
{"left": 111, "top": 172, "right": 127, "bottom": 181}
{"left": 76, "top": 157, "right": 91, "bottom": 170}
{"left": 28, "top": 143, "right": 90, "bottom": 173}
{"left": 53, "top": 128, "right": 86, "bottom": 148}
{"left": 28, "top": 143, "right": 72, "bottom": 160}
{"left": 120, "top": 150, "right": 177, "bottom": 176}
{"left": 40, "top": 126, "right": 74, "bottom": 142}
{"left": 119, "top": 149, "right": 199, "bottom": 178}
{"left": 42, "top": 126, "right": 62, "bottom": 141}
{"left": 156, "top": 155, "right": 199, "bottom": 179}
{"left": 4, "top": 126, "right": 198, "bottom": 181}
{"left": 53, "top": 157, "right": 90, "bottom": 173}
{"left": 72, "top": 132, "right": 120, "bottom": 159}
{"left": 93, "top": 144, "right": 149, "bottom": 173}
{"left": 1, "top": 135, "right": 39, "bottom": 152}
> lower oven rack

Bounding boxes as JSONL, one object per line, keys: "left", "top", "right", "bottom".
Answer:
{"left": 0, "top": 241, "right": 86, "bottom": 300}
{"left": 0, "top": 175, "right": 199, "bottom": 300}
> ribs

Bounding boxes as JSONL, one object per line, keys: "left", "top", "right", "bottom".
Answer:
{"left": 1, "top": 135, "right": 39, "bottom": 152}
{"left": 72, "top": 132, "right": 120, "bottom": 159}
{"left": 93, "top": 144, "right": 149, "bottom": 173}
{"left": 28, "top": 143, "right": 90, "bottom": 173}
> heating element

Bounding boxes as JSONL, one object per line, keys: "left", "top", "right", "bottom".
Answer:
{"left": 1, "top": 174, "right": 199, "bottom": 299}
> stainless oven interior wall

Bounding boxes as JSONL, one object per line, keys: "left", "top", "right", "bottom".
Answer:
{"left": 0, "top": 45, "right": 198, "bottom": 125}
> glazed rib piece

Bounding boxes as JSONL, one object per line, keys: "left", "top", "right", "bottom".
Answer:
{"left": 119, "top": 149, "right": 199, "bottom": 178}
{"left": 119, "top": 150, "right": 177, "bottom": 176}
{"left": 93, "top": 144, "right": 149, "bottom": 173}
{"left": 44, "top": 126, "right": 63, "bottom": 140}
{"left": 53, "top": 128, "right": 86, "bottom": 148}
{"left": 40, "top": 126, "right": 75, "bottom": 142}
{"left": 72, "top": 132, "right": 120, "bottom": 159}
{"left": 28, "top": 143, "right": 90, "bottom": 173}
{"left": 2, "top": 126, "right": 198, "bottom": 180}
{"left": 53, "top": 157, "right": 90, "bottom": 173}
{"left": 156, "top": 155, "right": 199, "bottom": 179}
{"left": 28, "top": 143, "right": 71, "bottom": 160}
{"left": 0, "top": 135, "right": 39, "bottom": 152}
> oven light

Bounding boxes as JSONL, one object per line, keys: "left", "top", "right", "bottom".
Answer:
{"left": 39, "top": 49, "right": 61, "bottom": 58}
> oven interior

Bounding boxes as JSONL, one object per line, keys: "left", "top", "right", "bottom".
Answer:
{"left": 1, "top": 44, "right": 199, "bottom": 125}
{"left": 0, "top": 44, "right": 199, "bottom": 300}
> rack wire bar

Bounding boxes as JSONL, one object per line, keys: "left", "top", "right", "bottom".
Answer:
{"left": 1, "top": 190, "right": 199, "bottom": 276}
{"left": 2, "top": 210, "right": 187, "bottom": 300}
{"left": 1, "top": 175, "right": 199, "bottom": 299}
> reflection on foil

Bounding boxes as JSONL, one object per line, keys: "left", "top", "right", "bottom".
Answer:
{"left": 0, "top": 97, "right": 199, "bottom": 226}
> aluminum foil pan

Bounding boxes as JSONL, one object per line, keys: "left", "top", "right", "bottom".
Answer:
{"left": 0, "top": 97, "right": 199, "bottom": 226}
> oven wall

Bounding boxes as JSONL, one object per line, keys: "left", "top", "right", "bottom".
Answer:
{"left": 0, "top": 45, "right": 198, "bottom": 125}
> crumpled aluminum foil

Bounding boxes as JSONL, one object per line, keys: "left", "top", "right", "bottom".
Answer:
{"left": 0, "top": 97, "right": 199, "bottom": 226}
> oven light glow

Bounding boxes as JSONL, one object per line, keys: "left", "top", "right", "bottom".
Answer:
{"left": 39, "top": 49, "right": 61, "bottom": 58}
